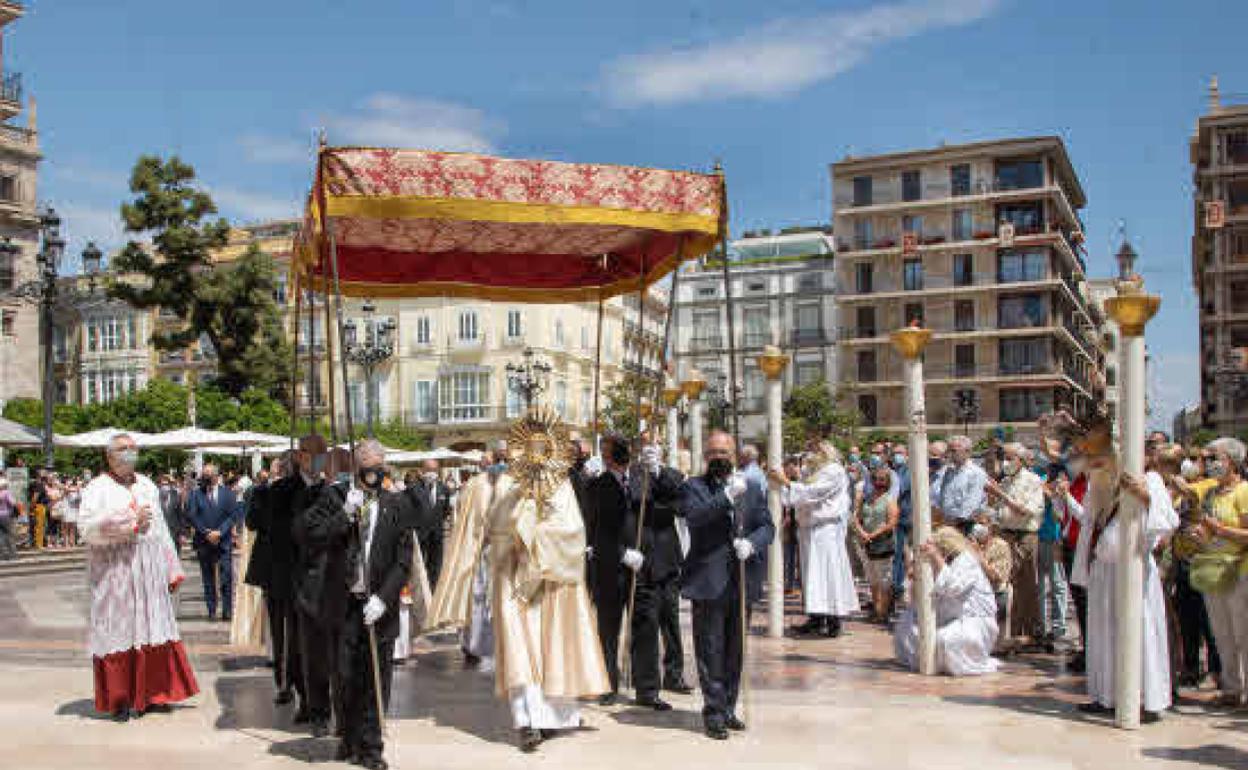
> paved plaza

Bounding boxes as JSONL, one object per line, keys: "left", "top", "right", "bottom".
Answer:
{"left": 1, "top": 567, "right": 1245, "bottom": 770}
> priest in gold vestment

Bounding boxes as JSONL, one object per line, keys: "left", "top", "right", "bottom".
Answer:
{"left": 479, "top": 408, "right": 609, "bottom": 751}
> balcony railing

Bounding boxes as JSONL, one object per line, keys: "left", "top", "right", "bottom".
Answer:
{"left": 691, "top": 335, "right": 723, "bottom": 349}
{"left": 0, "top": 123, "right": 34, "bottom": 149}
{"left": 792, "top": 328, "right": 825, "bottom": 346}
{"left": 742, "top": 333, "right": 770, "bottom": 348}
{"left": 0, "top": 72, "right": 21, "bottom": 104}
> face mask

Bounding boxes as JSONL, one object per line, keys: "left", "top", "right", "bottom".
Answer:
{"left": 867, "top": 456, "right": 883, "bottom": 470}
{"left": 609, "top": 442, "right": 631, "bottom": 467}
{"left": 892, "top": 453, "right": 906, "bottom": 467}
{"left": 971, "top": 524, "right": 989, "bottom": 542}
{"left": 116, "top": 450, "right": 139, "bottom": 469}
{"left": 422, "top": 472, "right": 438, "bottom": 484}
{"left": 1208, "top": 460, "right": 1228, "bottom": 479}
{"left": 929, "top": 458, "right": 943, "bottom": 472}
{"left": 848, "top": 453, "right": 860, "bottom": 464}
{"left": 359, "top": 466, "right": 386, "bottom": 490}
{"left": 310, "top": 455, "right": 327, "bottom": 474}
{"left": 1180, "top": 459, "right": 1200, "bottom": 481}
{"left": 1002, "top": 459, "right": 1018, "bottom": 476}
{"left": 707, "top": 458, "right": 734, "bottom": 479}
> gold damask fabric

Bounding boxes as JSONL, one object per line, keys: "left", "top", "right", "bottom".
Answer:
{"left": 426, "top": 472, "right": 496, "bottom": 631}
{"left": 489, "top": 475, "right": 608, "bottom": 699}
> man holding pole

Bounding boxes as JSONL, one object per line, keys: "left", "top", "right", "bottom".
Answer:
{"left": 677, "top": 430, "right": 773, "bottom": 740}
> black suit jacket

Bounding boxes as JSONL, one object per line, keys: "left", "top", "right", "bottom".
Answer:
{"left": 623, "top": 466, "right": 685, "bottom": 583}
{"left": 587, "top": 470, "right": 630, "bottom": 614}
{"left": 244, "top": 475, "right": 303, "bottom": 600}
{"left": 677, "top": 474, "right": 775, "bottom": 602}
{"left": 569, "top": 465, "right": 593, "bottom": 530}
{"left": 159, "top": 486, "right": 184, "bottom": 543}
{"left": 406, "top": 480, "right": 448, "bottom": 540}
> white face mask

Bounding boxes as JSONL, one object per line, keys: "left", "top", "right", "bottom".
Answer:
{"left": 1002, "top": 459, "right": 1019, "bottom": 476}
{"left": 115, "top": 449, "right": 139, "bottom": 471}
{"left": 1180, "top": 459, "right": 1200, "bottom": 481}
{"left": 422, "top": 472, "right": 438, "bottom": 484}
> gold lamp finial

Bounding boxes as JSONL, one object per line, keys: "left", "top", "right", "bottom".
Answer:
{"left": 890, "top": 323, "right": 933, "bottom": 360}
{"left": 680, "top": 368, "right": 707, "bottom": 400}
{"left": 757, "top": 344, "right": 790, "bottom": 380}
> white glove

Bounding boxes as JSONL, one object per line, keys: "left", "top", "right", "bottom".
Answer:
{"left": 363, "top": 595, "right": 386, "bottom": 626}
{"left": 344, "top": 488, "right": 365, "bottom": 515}
{"left": 726, "top": 473, "right": 748, "bottom": 502}
{"left": 641, "top": 445, "right": 663, "bottom": 475}
{"left": 584, "top": 455, "right": 604, "bottom": 478}
{"left": 585, "top": 545, "right": 595, "bottom": 559}
{"left": 622, "top": 548, "right": 644, "bottom": 572}
{"left": 733, "top": 538, "right": 754, "bottom": 561}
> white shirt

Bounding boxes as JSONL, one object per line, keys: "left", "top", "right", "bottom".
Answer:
{"left": 352, "top": 496, "right": 381, "bottom": 595}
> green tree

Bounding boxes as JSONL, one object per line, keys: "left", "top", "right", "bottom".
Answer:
{"left": 781, "top": 380, "right": 862, "bottom": 454}
{"left": 108, "top": 156, "right": 290, "bottom": 401}
{"left": 601, "top": 373, "right": 654, "bottom": 437}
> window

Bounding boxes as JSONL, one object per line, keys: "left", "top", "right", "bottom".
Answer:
{"left": 86, "top": 375, "right": 98, "bottom": 404}
{"left": 458, "top": 310, "right": 479, "bottom": 341}
{"left": 1230, "top": 179, "right": 1248, "bottom": 215}
{"left": 1228, "top": 227, "right": 1248, "bottom": 261}
{"left": 999, "top": 388, "right": 1053, "bottom": 422}
{"left": 952, "top": 209, "right": 972, "bottom": 241}
{"left": 950, "top": 164, "right": 971, "bottom": 197}
{"left": 0, "top": 309, "right": 14, "bottom": 337}
{"left": 554, "top": 319, "right": 565, "bottom": 348}
{"left": 0, "top": 175, "right": 17, "bottom": 202}
{"left": 856, "top": 306, "right": 876, "bottom": 338}
{"left": 955, "top": 300, "right": 975, "bottom": 332}
{"left": 953, "top": 254, "right": 974, "bottom": 287}
{"left": 556, "top": 381, "right": 568, "bottom": 418}
{"left": 1105, "top": 365, "right": 1117, "bottom": 387}
{"left": 506, "top": 309, "right": 523, "bottom": 339}
{"left": 0, "top": 246, "right": 13, "bottom": 291}
{"left": 854, "top": 262, "right": 873, "bottom": 294}
{"left": 857, "top": 350, "right": 878, "bottom": 382}
{"left": 995, "top": 159, "right": 1044, "bottom": 191}
{"left": 413, "top": 381, "right": 436, "bottom": 422}
{"left": 742, "top": 306, "right": 769, "bottom": 347}
{"left": 998, "top": 249, "right": 1048, "bottom": 282}
{"left": 128, "top": 316, "right": 138, "bottom": 349}
{"left": 999, "top": 337, "right": 1049, "bottom": 375}
{"left": 954, "top": 345, "right": 976, "bottom": 378}
{"left": 796, "top": 360, "right": 823, "bottom": 385}
{"left": 794, "top": 303, "right": 821, "bottom": 344}
{"left": 798, "top": 272, "right": 821, "bottom": 292}
{"left": 744, "top": 368, "right": 764, "bottom": 407}
{"left": 746, "top": 280, "right": 766, "bottom": 294}
{"left": 102, "top": 317, "right": 121, "bottom": 351}
{"left": 439, "top": 370, "right": 490, "bottom": 421}
{"left": 692, "top": 309, "right": 720, "bottom": 347}
{"left": 902, "top": 170, "right": 921, "bottom": 202}
{"left": 903, "top": 258, "right": 923, "bottom": 291}
{"left": 415, "top": 315, "right": 431, "bottom": 345}
{"left": 581, "top": 325, "right": 589, "bottom": 350}
{"left": 902, "top": 214, "right": 923, "bottom": 234}
{"left": 853, "top": 218, "right": 873, "bottom": 251}
{"left": 696, "top": 284, "right": 717, "bottom": 298}
{"left": 996, "top": 202, "right": 1045, "bottom": 235}
{"left": 858, "top": 394, "right": 878, "bottom": 426}
{"left": 853, "top": 176, "right": 873, "bottom": 206}
{"left": 1227, "top": 130, "right": 1248, "bottom": 165}
{"left": 53, "top": 325, "right": 66, "bottom": 361}
{"left": 348, "top": 382, "right": 365, "bottom": 423}
{"left": 998, "top": 295, "right": 1048, "bottom": 329}
{"left": 903, "top": 303, "right": 924, "bottom": 327}
{"left": 580, "top": 387, "right": 591, "bottom": 423}
{"left": 505, "top": 387, "right": 523, "bottom": 419}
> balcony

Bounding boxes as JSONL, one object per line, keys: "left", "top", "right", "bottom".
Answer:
{"left": 690, "top": 334, "right": 723, "bottom": 349}
{"left": 0, "top": 72, "right": 20, "bottom": 121}
{"left": 742, "top": 332, "right": 770, "bottom": 349}
{"left": 791, "top": 328, "right": 826, "bottom": 346}
{"left": 0, "top": 122, "right": 35, "bottom": 154}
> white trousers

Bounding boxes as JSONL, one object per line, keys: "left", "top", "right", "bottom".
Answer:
{"left": 1206, "top": 577, "right": 1248, "bottom": 699}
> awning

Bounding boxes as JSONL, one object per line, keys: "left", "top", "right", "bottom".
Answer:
{"left": 296, "top": 148, "right": 725, "bottom": 302}
{"left": 0, "top": 417, "right": 45, "bottom": 448}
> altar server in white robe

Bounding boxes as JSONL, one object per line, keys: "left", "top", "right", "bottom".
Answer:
{"left": 895, "top": 527, "right": 1000, "bottom": 675}
{"left": 1072, "top": 420, "right": 1178, "bottom": 722}
{"left": 775, "top": 440, "right": 859, "bottom": 638}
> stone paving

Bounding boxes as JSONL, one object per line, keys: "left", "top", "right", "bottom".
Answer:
{"left": 3, "top": 571, "right": 1248, "bottom": 769}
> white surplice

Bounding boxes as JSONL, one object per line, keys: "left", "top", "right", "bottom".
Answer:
{"left": 787, "top": 461, "right": 859, "bottom": 616}
{"left": 894, "top": 551, "right": 1000, "bottom": 676}
{"left": 1082, "top": 470, "right": 1178, "bottom": 712}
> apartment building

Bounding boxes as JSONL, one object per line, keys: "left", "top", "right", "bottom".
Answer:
{"left": 1192, "top": 77, "right": 1248, "bottom": 435}
{"left": 672, "top": 228, "right": 837, "bottom": 440}
{"left": 831, "top": 137, "right": 1105, "bottom": 439}
{"left": 0, "top": 2, "right": 42, "bottom": 408}
{"left": 51, "top": 276, "right": 154, "bottom": 405}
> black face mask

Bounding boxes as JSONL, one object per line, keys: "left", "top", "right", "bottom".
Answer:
{"left": 609, "top": 441, "right": 631, "bottom": 467}
{"left": 359, "top": 466, "right": 386, "bottom": 490}
{"left": 572, "top": 456, "right": 587, "bottom": 472}
{"left": 707, "top": 458, "right": 734, "bottom": 480}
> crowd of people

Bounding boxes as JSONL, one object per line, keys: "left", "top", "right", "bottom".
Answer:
{"left": 39, "top": 404, "right": 1248, "bottom": 766}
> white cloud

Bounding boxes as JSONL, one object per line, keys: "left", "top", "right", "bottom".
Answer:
{"left": 210, "top": 186, "right": 297, "bottom": 224}
{"left": 602, "top": 0, "right": 1002, "bottom": 106}
{"left": 238, "top": 133, "right": 311, "bottom": 165}
{"left": 325, "top": 94, "right": 500, "bottom": 153}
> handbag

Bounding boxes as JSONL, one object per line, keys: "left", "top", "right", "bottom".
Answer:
{"left": 1190, "top": 550, "right": 1242, "bottom": 595}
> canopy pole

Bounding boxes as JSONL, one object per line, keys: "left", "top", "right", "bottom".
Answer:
{"left": 327, "top": 221, "right": 358, "bottom": 471}
{"left": 322, "top": 257, "right": 338, "bottom": 445}
{"left": 657, "top": 260, "right": 682, "bottom": 444}
{"left": 591, "top": 296, "right": 605, "bottom": 454}
{"left": 715, "top": 164, "right": 740, "bottom": 446}
{"left": 289, "top": 267, "right": 302, "bottom": 451}
{"left": 621, "top": 256, "right": 650, "bottom": 689}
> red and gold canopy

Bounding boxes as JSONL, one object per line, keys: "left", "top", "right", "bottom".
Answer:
{"left": 296, "top": 147, "right": 725, "bottom": 301}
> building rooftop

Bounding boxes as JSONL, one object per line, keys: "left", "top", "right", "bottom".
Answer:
{"left": 731, "top": 230, "right": 834, "bottom": 262}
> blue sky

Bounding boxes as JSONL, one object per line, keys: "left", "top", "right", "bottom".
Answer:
{"left": 8, "top": 0, "right": 1245, "bottom": 425}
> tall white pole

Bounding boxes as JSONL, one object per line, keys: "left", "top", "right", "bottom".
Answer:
{"left": 891, "top": 327, "right": 936, "bottom": 676}
{"left": 689, "top": 400, "right": 705, "bottom": 474}
{"left": 758, "top": 346, "right": 789, "bottom": 639}
{"left": 1106, "top": 281, "right": 1160, "bottom": 730}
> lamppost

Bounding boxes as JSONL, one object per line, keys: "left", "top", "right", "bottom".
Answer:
{"left": 951, "top": 389, "right": 980, "bottom": 436}
{"left": 0, "top": 208, "right": 66, "bottom": 469}
{"left": 680, "top": 368, "right": 706, "bottom": 474}
{"left": 343, "top": 299, "right": 395, "bottom": 438}
{"left": 506, "top": 346, "right": 552, "bottom": 411}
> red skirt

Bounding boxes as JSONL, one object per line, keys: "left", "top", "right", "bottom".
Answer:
{"left": 93, "top": 641, "right": 200, "bottom": 714}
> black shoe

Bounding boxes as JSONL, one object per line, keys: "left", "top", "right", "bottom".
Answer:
{"left": 334, "top": 742, "right": 356, "bottom": 763}
{"left": 360, "top": 756, "right": 387, "bottom": 770}
{"left": 292, "top": 707, "right": 311, "bottom": 724}
{"left": 824, "top": 617, "right": 843, "bottom": 638}
{"left": 704, "top": 723, "right": 729, "bottom": 740}
{"left": 519, "top": 727, "right": 544, "bottom": 753}
{"left": 311, "top": 719, "right": 330, "bottom": 738}
{"left": 207, "top": 613, "right": 217, "bottom": 623}
{"left": 393, "top": 658, "right": 406, "bottom": 667}
{"left": 1077, "top": 702, "right": 1112, "bottom": 715}
{"left": 111, "top": 708, "right": 131, "bottom": 723}
{"left": 634, "top": 696, "right": 672, "bottom": 712}
{"left": 1068, "top": 652, "right": 1086, "bottom": 673}
{"left": 725, "top": 715, "right": 746, "bottom": 731}
{"left": 222, "top": 613, "right": 232, "bottom": 622}
{"left": 598, "top": 692, "right": 620, "bottom": 706}
{"left": 664, "top": 679, "right": 694, "bottom": 695}
{"left": 145, "top": 703, "right": 172, "bottom": 714}
{"left": 790, "top": 617, "right": 823, "bottom": 637}
{"left": 463, "top": 652, "right": 481, "bottom": 668}
{"left": 274, "top": 689, "right": 294, "bottom": 706}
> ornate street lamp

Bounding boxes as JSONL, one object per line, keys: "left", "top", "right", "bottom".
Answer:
{"left": 81, "top": 241, "right": 102, "bottom": 292}
{"left": 506, "top": 346, "right": 552, "bottom": 411}
{"left": 343, "top": 299, "right": 396, "bottom": 437}
{"left": 951, "top": 389, "right": 981, "bottom": 436}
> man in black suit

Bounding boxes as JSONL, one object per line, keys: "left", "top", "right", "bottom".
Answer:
{"left": 621, "top": 439, "right": 686, "bottom": 711}
{"left": 244, "top": 450, "right": 306, "bottom": 709}
{"left": 586, "top": 434, "right": 633, "bottom": 705}
{"left": 303, "top": 439, "right": 412, "bottom": 770}
{"left": 158, "top": 474, "right": 184, "bottom": 553}
{"left": 407, "top": 459, "right": 449, "bottom": 590}
{"left": 186, "top": 463, "right": 243, "bottom": 622}
{"left": 677, "top": 430, "right": 774, "bottom": 740}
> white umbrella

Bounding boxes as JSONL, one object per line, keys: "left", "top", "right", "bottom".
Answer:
{"left": 0, "top": 416, "right": 45, "bottom": 447}
{"left": 231, "top": 430, "right": 294, "bottom": 447}
{"left": 142, "top": 427, "right": 246, "bottom": 449}
{"left": 59, "top": 427, "right": 155, "bottom": 448}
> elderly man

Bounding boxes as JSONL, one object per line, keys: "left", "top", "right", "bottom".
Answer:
{"left": 985, "top": 442, "right": 1046, "bottom": 647}
{"left": 409, "top": 458, "right": 450, "bottom": 590}
{"left": 79, "top": 434, "right": 198, "bottom": 719}
{"left": 187, "top": 463, "right": 243, "bottom": 622}
{"left": 933, "top": 435, "right": 987, "bottom": 535}
{"left": 680, "top": 430, "right": 774, "bottom": 740}
{"left": 301, "top": 439, "right": 414, "bottom": 768}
